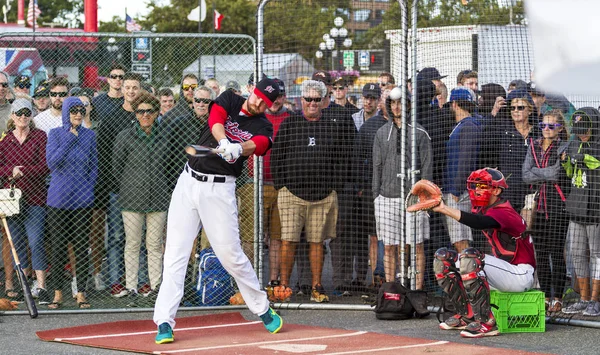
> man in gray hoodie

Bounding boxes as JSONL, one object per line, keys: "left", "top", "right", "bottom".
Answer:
{"left": 372, "top": 87, "right": 432, "bottom": 289}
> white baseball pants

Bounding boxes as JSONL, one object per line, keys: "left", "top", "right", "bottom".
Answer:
{"left": 153, "top": 166, "right": 269, "bottom": 329}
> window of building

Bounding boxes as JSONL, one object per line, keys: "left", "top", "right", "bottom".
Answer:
{"left": 353, "top": 9, "right": 371, "bottom": 22}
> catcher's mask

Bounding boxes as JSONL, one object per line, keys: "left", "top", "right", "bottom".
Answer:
{"left": 466, "top": 168, "right": 508, "bottom": 209}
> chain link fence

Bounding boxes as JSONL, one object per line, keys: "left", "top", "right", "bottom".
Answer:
{"left": 0, "top": 32, "right": 256, "bottom": 310}
{"left": 0, "top": 1, "right": 599, "bottom": 326}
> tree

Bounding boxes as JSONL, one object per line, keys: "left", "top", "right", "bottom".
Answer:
{"left": 2, "top": 0, "right": 83, "bottom": 28}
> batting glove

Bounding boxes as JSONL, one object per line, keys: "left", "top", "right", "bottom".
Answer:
{"left": 217, "top": 138, "right": 230, "bottom": 151}
{"left": 220, "top": 143, "right": 243, "bottom": 164}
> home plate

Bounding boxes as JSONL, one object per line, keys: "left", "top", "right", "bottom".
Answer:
{"left": 259, "top": 344, "right": 328, "bottom": 353}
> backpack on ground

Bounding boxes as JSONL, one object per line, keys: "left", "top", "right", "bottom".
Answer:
{"left": 375, "top": 282, "right": 430, "bottom": 320}
{"left": 196, "top": 247, "right": 235, "bottom": 306}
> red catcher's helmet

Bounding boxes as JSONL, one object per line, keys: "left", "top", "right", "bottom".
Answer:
{"left": 466, "top": 168, "right": 508, "bottom": 209}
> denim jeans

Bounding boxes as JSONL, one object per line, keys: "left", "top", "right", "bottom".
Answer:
{"left": 7, "top": 204, "right": 46, "bottom": 270}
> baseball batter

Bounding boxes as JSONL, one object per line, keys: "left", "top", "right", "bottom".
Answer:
{"left": 153, "top": 78, "right": 283, "bottom": 344}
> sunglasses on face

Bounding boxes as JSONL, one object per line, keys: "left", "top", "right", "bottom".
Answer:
{"left": 50, "top": 91, "right": 68, "bottom": 97}
{"left": 378, "top": 82, "right": 389, "bottom": 87}
{"left": 0, "top": 83, "right": 8, "bottom": 88}
{"left": 333, "top": 86, "right": 345, "bottom": 90}
{"left": 539, "top": 122, "right": 562, "bottom": 130}
{"left": 467, "top": 182, "right": 492, "bottom": 190}
{"left": 182, "top": 84, "right": 198, "bottom": 91}
{"left": 109, "top": 74, "right": 125, "bottom": 80}
{"left": 135, "top": 108, "right": 158, "bottom": 115}
{"left": 303, "top": 97, "right": 322, "bottom": 103}
{"left": 69, "top": 106, "right": 87, "bottom": 115}
{"left": 14, "top": 108, "right": 32, "bottom": 117}
{"left": 194, "top": 98, "right": 211, "bottom": 104}
{"left": 511, "top": 105, "right": 527, "bottom": 111}
{"left": 17, "top": 84, "right": 31, "bottom": 89}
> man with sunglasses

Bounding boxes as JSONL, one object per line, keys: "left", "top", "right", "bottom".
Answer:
{"left": 432, "top": 167, "right": 536, "bottom": 338}
{"left": 154, "top": 78, "right": 283, "bottom": 344}
{"left": 271, "top": 79, "right": 342, "bottom": 304}
{"left": 33, "top": 77, "right": 69, "bottom": 134}
{"left": 377, "top": 72, "right": 395, "bottom": 91}
{"left": 332, "top": 77, "right": 358, "bottom": 114}
{"left": 13, "top": 75, "right": 31, "bottom": 95}
{"left": 93, "top": 63, "right": 126, "bottom": 123}
{"left": 161, "top": 74, "right": 199, "bottom": 125}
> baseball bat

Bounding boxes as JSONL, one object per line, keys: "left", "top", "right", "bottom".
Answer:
{"left": 1, "top": 216, "right": 38, "bottom": 318}
{"left": 185, "top": 145, "right": 224, "bottom": 157}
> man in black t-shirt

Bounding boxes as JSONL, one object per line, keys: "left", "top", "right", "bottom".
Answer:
{"left": 153, "top": 78, "right": 283, "bottom": 345}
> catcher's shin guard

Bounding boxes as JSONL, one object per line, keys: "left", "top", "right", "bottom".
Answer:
{"left": 433, "top": 247, "right": 473, "bottom": 318}
{"left": 459, "top": 248, "right": 492, "bottom": 323}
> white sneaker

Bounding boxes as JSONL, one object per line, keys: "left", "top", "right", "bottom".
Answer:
{"left": 31, "top": 280, "right": 40, "bottom": 298}
{"left": 71, "top": 276, "right": 78, "bottom": 298}
{"left": 583, "top": 301, "right": 600, "bottom": 316}
{"left": 94, "top": 273, "right": 106, "bottom": 291}
{"left": 563, "top": 300, "right": 589, "bottom": 314}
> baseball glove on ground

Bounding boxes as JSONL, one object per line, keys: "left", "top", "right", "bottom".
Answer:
{"left": 405, "top": 179, "right": 442, "bottom": 212}
{"left": 0, "top": 298, "right": 18, "bottom": 310}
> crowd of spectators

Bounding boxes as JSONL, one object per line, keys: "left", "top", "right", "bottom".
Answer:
{"left": 0, "top": 64, "right": 598, "bottom": 316}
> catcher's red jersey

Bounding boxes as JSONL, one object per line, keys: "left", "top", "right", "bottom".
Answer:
{"left": 481, "top": 201, "right": 536, "bottom": 269}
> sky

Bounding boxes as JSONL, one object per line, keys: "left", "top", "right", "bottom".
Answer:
{"left": 98, "top": 0, "right": 165, "bottom": 23}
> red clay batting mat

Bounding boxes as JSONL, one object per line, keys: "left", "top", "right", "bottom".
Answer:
{"left": 36, "top": 312, "right": 549, "bottom": 355}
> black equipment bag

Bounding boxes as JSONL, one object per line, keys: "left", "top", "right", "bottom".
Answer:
{"left": 375, "top": 282, "right": 430, "bottom": 320}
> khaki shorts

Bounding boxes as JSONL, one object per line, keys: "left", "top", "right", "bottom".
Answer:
{"left": 278, "top": 187, "right": 338, "bottom": 243}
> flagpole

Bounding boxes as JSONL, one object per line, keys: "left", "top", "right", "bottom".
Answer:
{"left": 212, "top": 1, "right": 216, "bottom": 80}
{"left": 198, "top": 0, "right": 203, "bottom": 83}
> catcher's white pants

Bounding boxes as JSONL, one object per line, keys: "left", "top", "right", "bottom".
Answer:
{"left": 153, "top": 166, "right": 269, "bottom": 329}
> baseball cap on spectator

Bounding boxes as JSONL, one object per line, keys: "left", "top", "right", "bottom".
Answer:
{"left": 33, "top": 80, "right": 50, "bottom": 98}
{"left": 11, "top": 98, "right": 32, "bottom": 113}
{"left": 572, "top": 110, "right": 593, "bottom": 136}
{"left": 248, "top": 72, "right": 268, "bottom": 85}
{"left": 226, "top": 80, "right": 241, "bottom": 91}
{"left": 273, "top": 78, "right": 285, "bottom": 94}
{"left": 527, "top": 81, "right": 545, "bottom": 97}
{"left": 449, "top": 87, "right": 477, "bottom": 103}
{"left": 312, "top": 70, "right": 332, "bottom": 86}
{"left": 506, "top": 89, "right": 535, "bottom": 107}
{"left": 69, "top": 87, "right": 95, "bottom": 100}
{"left": 14, "top": 75, "right": 31, "bottom": 88}
{"left": 333, "top": 77, "right": 347, "bottom": 86}
{"left": 253, "top": 78, "right": 280, "bottom": 109}
{"left": 416, "top": 67, "right": 447, "bottom": 81}
{"left": 508, "top": 79, "right": 527, "bottom": 91}
{"left": 362, "top": 83, "right": 381, "bottom": 99}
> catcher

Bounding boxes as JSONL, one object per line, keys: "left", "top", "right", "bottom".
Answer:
{"left": 408, "top": 168, "right": 536, "bottom": 338}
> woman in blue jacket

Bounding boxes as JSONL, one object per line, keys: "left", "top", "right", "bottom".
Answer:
{"left": 45, "top": 97, "right": 98, "bottom": 308}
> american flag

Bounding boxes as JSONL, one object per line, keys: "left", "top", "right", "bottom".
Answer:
{"left": 27, "top": 0, "right": 41, "bottom": 27}
{"left": 126, "top": 14, "right": 142, "bottom": 32}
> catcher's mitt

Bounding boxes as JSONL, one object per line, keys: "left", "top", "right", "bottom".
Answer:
{"left": 406, "top": 179, "right": 442, "bottom": 212}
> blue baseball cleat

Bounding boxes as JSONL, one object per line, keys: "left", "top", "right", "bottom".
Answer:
{"left": 260, "top": 307, "right": 283, "bottom": 334}
{"left": 155, "top": 322, "right": 174, "bottom": 344}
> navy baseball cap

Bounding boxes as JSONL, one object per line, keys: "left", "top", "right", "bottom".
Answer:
{"left": 417, "top": 67, "right": 447, "bottom": 81}
{"left": 449, "top": 87, "right": 477, "bottom": 103}
{"left": 33, "top": 80, "right": 50, "bottom": 98}
{"left": 14, "top": 75, "right": 31, "bottom": 88}
{"left": 572, "top": 111, "right": 592, "bottom": 136}
{"left": 362, "top": 83, "right": 381, "bottom": 99}
{"left": 254, "top": 78, "right": 280, "bottom": 109}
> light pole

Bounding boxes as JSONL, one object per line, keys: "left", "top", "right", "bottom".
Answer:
{"left": 315, "top": 17, "right": 352, "bottom": 73}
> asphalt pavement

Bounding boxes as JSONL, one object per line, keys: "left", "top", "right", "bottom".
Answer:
{"left": 0, "top": 307, "right": 598, "bottom": 355}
